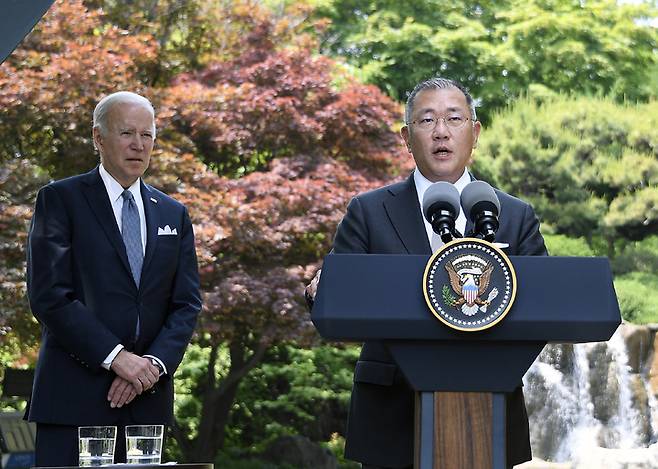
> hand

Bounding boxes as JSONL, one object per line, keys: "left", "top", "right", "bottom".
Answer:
{"left": 107, "top": 376, "right": 138, "bottom": 408}
{"left": 110, "top": 350, "right": 160, "bottom": 394}
{"left": 305, "top": 269, "right": 322, "bottom": 302}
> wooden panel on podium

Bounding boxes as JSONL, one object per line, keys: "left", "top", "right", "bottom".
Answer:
{"left": 435, "top": 392, "right": 492, "bottom": 469}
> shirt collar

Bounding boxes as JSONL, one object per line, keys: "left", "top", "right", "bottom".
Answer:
{"left": 414, "top": 166, "right": 471, "bottom": 201}
{"left": 99, "top": 164, "right": 141, "bottom": 203}
{"left": 453, "top": 167, "right": 471, "bottom": 194}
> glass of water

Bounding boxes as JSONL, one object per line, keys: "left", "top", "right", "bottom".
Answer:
{"left": 125, "top": 424, "right": 164, "bottom": 464}
{"left": 78, "top": 426, "right": 117, "bottom": 466}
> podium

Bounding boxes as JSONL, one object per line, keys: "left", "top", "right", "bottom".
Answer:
{"left": 311, "top": 254, "right": 621, "bottom": 469}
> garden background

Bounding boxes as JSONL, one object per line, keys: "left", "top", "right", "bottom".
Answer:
{"left": 0, "top": 0, "right": 657, "bottom": 467}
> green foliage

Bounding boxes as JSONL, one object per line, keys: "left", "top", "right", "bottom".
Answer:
{"left": 611, "top": 235, "right": 658, "bottom": 276}
{"left": 315, "top": 0, "right": 658, "bottom": 122}
{"left": 614, "top": 272, "right": 658, "bottom": 324}
{"left": 226, "top": 343, "right": 358, "bottom": 448}
{"left": 543, "top": 234, "right": 595, "bottom": 257}
{"left": 171, "top": 344, "right": 216, "bottom": 443}
{"left": 168, "top": 343, "right": 358, "bottom": 463}
{"left": 474, "top": 95, "right": 658, "bottom": 248}
{"left": 323, "top": 433, "right": 360, "bottom": 469}
{"left": 0, "top": 335, "right": 33, "bottom": 412}
{"left": 476, "top": 93, "right": 658, "bottom": 324}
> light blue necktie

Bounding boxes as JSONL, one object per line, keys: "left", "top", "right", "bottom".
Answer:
{"left": 121, "top": 189, "right": 143, "bottom": 339}
{"left": 121, "top": 190, "right": 143, "bottom": 287}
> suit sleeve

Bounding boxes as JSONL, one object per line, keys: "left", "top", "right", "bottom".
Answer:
{"left": 332, "top": 196, "right": 370, "bottom": 254}
{"left": 143, "top": 206, "right": 201, "bottom": 375}
{"left": 27, "top": 185, "right": 122, "bottom": 368}
{"left": 517, "top": 203, "right": 548, "bottom": 256}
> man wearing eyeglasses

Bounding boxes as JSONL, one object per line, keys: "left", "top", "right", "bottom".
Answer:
{"left": 306, "top": 77, "right": 546, "bottom": 468}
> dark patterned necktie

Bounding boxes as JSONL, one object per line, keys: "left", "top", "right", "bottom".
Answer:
{"left": 121, "top": 190, "right": 143, "bottom": 287}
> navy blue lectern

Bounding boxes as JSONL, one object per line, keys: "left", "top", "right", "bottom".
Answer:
{"left": 312, "top": 255, "right": 621, "bottom": 469}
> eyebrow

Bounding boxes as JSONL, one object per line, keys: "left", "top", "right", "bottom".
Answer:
{"left": 416, "top": 106, "right": 464, "bottom": 115}
{"left": 119, "top": 127, "right": 152, "bottom": 133}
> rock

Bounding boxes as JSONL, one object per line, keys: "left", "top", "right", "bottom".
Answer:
{"left": 587, "top": 342, "right": 619, "bottom": 423}
{"left": 524, "top": 324, "right": 658, "bottom": 463}
{"left": 261, "top": 435, "right": 338, "bottom": 469}
{"left": 524, "top": 361, "right": 575, "bottom": 459}
{"left": 629, "top": 374, "right": 652, "bottom": 445}
{"left": 648, "top": 332, "right": 658, "bottom": 396}
{"left": 539, "top": 344, "right": 575, "bottom": 374}
{"left": 620, "top": 324, "right": 652, "bottom": 373}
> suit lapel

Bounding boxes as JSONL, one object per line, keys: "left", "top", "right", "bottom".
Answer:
{"left": 81, "top": 167, "right": 134, "bottom": 279}
{"left": 141, "top": 183, "right": 160, "bottom": 278}
{"left": 383, "top": 174, "right": 432, "bottom": 254}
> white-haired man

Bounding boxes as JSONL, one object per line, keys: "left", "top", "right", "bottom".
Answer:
{"left": 26, "top": 91, "right": 202, "bottom": 465}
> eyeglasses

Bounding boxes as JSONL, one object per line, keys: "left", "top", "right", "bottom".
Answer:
{"left": 408, "top": 115, "right": 472, "bottom": 131}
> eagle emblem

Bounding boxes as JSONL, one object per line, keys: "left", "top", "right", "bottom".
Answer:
{"left": 444, "top": 255, "right": 499, "bottom": 316}
{"left": 424, "top": 238, "right": 516, "bottom": 331}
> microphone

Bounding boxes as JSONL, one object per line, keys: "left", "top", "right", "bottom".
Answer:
{"left": 461, "top": 181, "right": 501, "bottom": 242}
{"left": 422, "top": 182, "right": 461, "bottom": 243}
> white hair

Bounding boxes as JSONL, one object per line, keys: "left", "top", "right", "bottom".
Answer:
{"left": 92, "top": 91, "right": 156, "bottom": 139}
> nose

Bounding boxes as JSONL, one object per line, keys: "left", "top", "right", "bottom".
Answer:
{"left": 132, "top": 133, "right": 145, "bottom": 151}
{"left": 432, "top": 117, "right": 450, "bottom": 138}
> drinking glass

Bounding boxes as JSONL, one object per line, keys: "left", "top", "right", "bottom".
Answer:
{"left": 125, "top": 424, "right": 164, "bottom": 464}
{"left": 78, "top": 426, "right": 117, "bottom": 466}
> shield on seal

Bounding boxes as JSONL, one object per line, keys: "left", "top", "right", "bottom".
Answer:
{"left": 423, "top": 238, "right": 517, "bottom": 332}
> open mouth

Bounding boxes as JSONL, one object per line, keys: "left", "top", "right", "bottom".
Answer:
{"left": 432, "top": 147, "right": 452, "bottom": 156}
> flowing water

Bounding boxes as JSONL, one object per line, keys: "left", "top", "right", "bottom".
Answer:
{"left": 523, "top": 326, "right": 658, "bottom": 462}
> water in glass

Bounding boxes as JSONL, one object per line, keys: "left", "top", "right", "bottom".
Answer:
{"left": 79, "top": 437, "right": 115, "bottom": 466}
{"left": 126, "top": 435, "right": 162, "bottom": 464}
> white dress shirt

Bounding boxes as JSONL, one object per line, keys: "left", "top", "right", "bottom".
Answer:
{"left": 98, "top": 165, "right": 166, "bottom": 375}
{"left": 413, "top": 167, "right": 470, "bottom": 251}
{"left": 99, "top": 164, "right": 146, "bottom": 254}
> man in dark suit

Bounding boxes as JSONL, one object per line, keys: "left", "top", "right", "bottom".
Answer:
{"left": 26, "top": 91, "right": 202, "bottom": 466}
{"left": 306, "top": 77, "right": 547, "bottom": 468}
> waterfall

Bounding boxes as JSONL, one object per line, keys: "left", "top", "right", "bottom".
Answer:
{"left": 523, "top": 324, "right": 658, "bottom": 462}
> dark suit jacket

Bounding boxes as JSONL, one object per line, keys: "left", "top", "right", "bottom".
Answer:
{"left": 332, "top": 173, "right": 547, "bottom": 468}
{"left": 26, "top": 167, "right": 202, "bottom": 425}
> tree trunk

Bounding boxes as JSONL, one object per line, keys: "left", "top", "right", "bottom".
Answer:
{"left": 189, "top": 377, "right": 240, "bottom": 461}
{"left": 177, "top": 335, "right": 271, "bottom": 462}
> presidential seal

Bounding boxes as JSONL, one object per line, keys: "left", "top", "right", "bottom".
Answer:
{"left": 423, "top": 238, "right": 516, "bottom": 331}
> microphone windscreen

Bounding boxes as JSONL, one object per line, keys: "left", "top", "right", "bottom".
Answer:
{"left": 422, "top": 182, "right": 461, "bottom": 222}
{"left": 460, "top": 181, "right": 501, "bottom": 219}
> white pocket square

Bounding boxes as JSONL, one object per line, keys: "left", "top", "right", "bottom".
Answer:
{"left": 493, "top": 242, "right": 509, "bottom": 249}
{"left": 158, "top": 225, "right": 178, "bottom": 236}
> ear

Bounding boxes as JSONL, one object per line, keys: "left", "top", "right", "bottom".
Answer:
{"left": 92, "top": 127, "right": 103, "bottom": 153}
{"left": 472, "top": 120, "right": 481, "bottom": 149}
{"left": 400, "top": 126, "right": 412, "bottom": 152}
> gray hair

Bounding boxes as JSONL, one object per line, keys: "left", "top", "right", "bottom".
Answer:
{"left": 93, "top": 91, "right": 156, "bottom": 138}
{"left": 404, "top": 77, "right": 477, "bottom": 124}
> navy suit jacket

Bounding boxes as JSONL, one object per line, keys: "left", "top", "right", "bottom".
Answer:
{"left": 26, "top": 167, "right": 202, "bottom": 425}
{"left": 332, "top": 173, "right": 547, "bottom": 467}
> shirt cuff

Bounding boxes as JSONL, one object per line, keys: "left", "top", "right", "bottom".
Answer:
{"left": 143, "top": 354, "right": 167, "bottom": 376}
{"left": 102, "top": 344, "right": 124, "bottom": 370}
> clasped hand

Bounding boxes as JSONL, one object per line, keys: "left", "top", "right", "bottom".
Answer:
{"left": 107, "top": 350, "right": 160, "bottom": 408}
